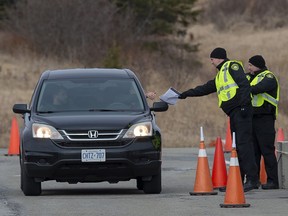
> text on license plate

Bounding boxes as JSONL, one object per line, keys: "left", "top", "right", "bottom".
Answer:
{"left": 81, "top": 149, "right": 106, "bottom": 162}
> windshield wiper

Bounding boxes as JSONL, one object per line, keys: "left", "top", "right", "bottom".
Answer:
{"left": 38, "top": 109, "right": 129, "bottom": 113}
{"left": 88, "top": 109, "right": 119, "bottom": 112}
{"left": 37, "top": 110, "right": 72, "bottom": 113}
{"left": 37, "top": 111, "right": 55, "bottom": 113}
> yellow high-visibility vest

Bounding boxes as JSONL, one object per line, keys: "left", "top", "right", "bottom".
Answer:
{"left": 215, "top": 61, "right": 243, "bottom": 107}
{"left": 250, "top": 70, "right": 280, "bottom": 117}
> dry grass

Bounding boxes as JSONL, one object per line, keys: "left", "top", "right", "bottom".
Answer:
{"left": 0, "top": 34, "right": 82, "bottom": 147}
{"left": 202, "top": 0, "right": 288, "bottom": 30}
{"left": 1, "top": 22, "right": 288, "bottom": 148}
{"left": 175, "top": 23, "right": 288, "bottom": 143}
{"left": 156, "top": 22, "right": 288, "bottom": 147}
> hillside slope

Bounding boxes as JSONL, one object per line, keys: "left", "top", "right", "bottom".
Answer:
{"left": 1, "top": 23, "right": 288, "bottom": 147}
{"left": 157, "top": 23, "right": 288, "bottom": 147}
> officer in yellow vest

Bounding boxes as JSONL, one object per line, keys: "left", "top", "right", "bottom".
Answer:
{"left": 247, "top": 55, "right": 279, "bottom": 189}
{"left": 179, "top": 47, "right": 258, "bottom": 192}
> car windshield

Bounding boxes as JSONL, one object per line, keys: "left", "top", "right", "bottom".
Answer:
{"left": 36, "top": 78, "right": 145, "bottom": 112}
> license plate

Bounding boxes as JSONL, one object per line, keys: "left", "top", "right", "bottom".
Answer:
{"left": 81, "top": 149, "right": 106, "bottom": 162}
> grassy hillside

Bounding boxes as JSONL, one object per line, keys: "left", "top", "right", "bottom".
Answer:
{"left": 1, "top": 24, "right": 288, "bottom": 148}
{"left": 1, "top": 0, "right": 288, "bottom": 148}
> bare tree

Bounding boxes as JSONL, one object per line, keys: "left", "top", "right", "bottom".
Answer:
{"left": 4, "top": 0, "right": 137, "bottom": 66}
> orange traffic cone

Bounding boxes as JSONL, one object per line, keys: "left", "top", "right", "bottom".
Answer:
{"left": 6, "top": 117, "right": 20, "bottom": 156}
{"left": 212, "top": 137, "right": 227, "bottom": 189}
{"left": 224, "top": 117, "right": 232, "bottom": 153}
{"left": 190, "top": 127, "right": 218, "bottom": 196}
{"left": 220, "top": 132, "right": 250, "bottom": 208}
{"left": 259, "top": 157, "right": 267, "bottom": 184}
{"left": 277, "top": 128, "right": 284, "bottom": 142}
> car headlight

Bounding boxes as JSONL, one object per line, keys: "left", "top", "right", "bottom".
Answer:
{"left": 123, "top": 122, "right": 152, "bottom": 138}
{"left": 32, "top": 123, "right": 64, "bottom": 140}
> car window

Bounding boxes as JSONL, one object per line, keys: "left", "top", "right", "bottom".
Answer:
{"left": 37, "top": 78, "right": 145, "bottom": 112}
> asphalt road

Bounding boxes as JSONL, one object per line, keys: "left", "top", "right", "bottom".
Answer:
{"left": 0, "top": 148, "right": 287, "bottom": 216}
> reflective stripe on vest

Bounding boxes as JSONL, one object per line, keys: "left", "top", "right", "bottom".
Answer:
{"left": 215, "top": 61, "right": 240, "bottom": 107}
{"left": 250, "top": 70, "right": 279, "bottom": 117}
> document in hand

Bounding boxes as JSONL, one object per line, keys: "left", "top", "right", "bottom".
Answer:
{"left": 159, "top": 87, "right": 181, "bottom": 105}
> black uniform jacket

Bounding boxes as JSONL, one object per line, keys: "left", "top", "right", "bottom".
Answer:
{"left": 181, "top": 59, "right": 251, "bottom": 115}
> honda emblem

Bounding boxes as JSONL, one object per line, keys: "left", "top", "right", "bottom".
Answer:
{"left": 88, "top": 130, "right": 98, "bottom": 139}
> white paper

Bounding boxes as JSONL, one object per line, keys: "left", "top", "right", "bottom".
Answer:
{"left": 159, "top": 87, "right": 180, "bottom": 105}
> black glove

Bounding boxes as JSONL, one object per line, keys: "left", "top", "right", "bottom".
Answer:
{"left": 178, "top": 92, "right": 188, "bottom": 99}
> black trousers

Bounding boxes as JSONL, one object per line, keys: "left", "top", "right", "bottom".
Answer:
{"left": 252, "top": 115, "right": 278, "bottom": 185}
{"left": 229, "top": 106, "right": 258, "bottom": 182}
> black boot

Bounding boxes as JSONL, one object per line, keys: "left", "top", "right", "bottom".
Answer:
{"left": 261, "top": 181, "right": 279, "bottom": 190}
{"left": 243, "top": 180, "right": 259, "bottom": 192}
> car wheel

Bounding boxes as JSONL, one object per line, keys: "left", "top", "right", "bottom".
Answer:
{"left": 19, "top": 154, "right": 23, "bottom": 190}
{"left": 136, "top": 178, "right": 144, "bottom": 190}
{"left": 143, "top": 170, "right": 161, "bottom": 194}
{"left": 21, "top": 163, "right": 42, "bottom": 196}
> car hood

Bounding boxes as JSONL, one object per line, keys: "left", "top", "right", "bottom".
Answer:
{"left": 33, "top": 111, "right": 151, "bottom": 130}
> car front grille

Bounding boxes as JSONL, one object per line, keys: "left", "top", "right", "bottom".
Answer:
{"left": 60, "top": 129, "right": 123, "bottom": 140}
{"left": 55, "top": 129, "right": 130, "bottom": 148}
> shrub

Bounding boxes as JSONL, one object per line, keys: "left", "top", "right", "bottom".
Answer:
{"left": 203, "top": 0, "right": 288, "bottom": 30}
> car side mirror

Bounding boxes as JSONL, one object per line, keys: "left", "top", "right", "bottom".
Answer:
{"left": 13, "top": 104, "right": 30, "bottom": 114}
{"left": 150, "top": 101, "right": 169, "bottom": 112}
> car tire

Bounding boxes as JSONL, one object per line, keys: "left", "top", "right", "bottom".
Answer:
{"left": 136, "top": 178, "right": 144, "bottom": 190}
{"left": 19, "top": 155, "right": 23, "bottom": 191}
{"left": 143, "top": 170, "right": 161, "bottom": 194}
{"left": 21, "top": 163, "right": 42, "bottom": 196}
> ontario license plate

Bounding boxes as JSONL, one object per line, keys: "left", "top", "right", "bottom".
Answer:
{"left": 81, "top": 149, "right": 106, "bottom": 162}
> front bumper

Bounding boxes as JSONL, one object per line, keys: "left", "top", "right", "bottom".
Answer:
{"left": 22, "top": 138, "right": 161, "bottom": 183}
